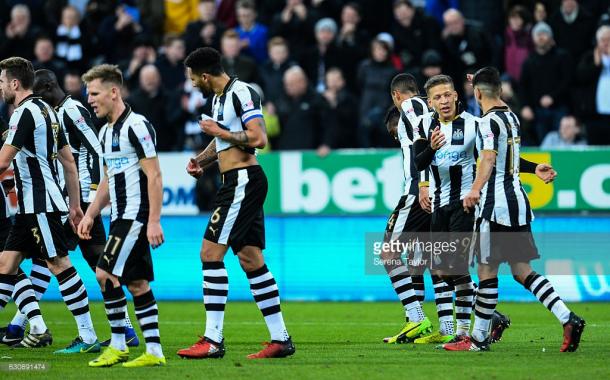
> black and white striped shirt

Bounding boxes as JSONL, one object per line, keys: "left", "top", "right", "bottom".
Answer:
{"left": 415, "top": 111, "right": 478, "bottom": 211}
{"left": 99, "top": 105, "right": 157, "bottom": 223}
{"left": 5, "top": 95, "right": 68, "bottom": 214}
{"left": 209, "top": 77, "right": 263, "bottom": 154}
{"left": 0, "top": 183, "right": 9, "bottom": 219}
{"left": 397, "top": 96, "right": 431, "bottom": 196}
{"left": 477, "top": 106, "right": 532, "bottom": 227}
{"left": 57, "top": 95, "right": 103, "bottom": 203}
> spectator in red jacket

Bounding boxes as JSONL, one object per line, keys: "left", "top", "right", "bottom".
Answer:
{"left": 504, "top": 5, "right": 533, "bottom": 82}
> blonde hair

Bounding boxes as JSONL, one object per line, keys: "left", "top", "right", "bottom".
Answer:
{"left": 81, "top": 64, "right": 123, "bottom": 86}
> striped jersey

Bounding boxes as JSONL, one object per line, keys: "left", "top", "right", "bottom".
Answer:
{"left": 56, "top": 95, "right": 103, "bottom": 203}
{"left": 209, "top": 77, "right": 263, "bottom": 154}
{"left": 476, "top": 106, "right": 533, "bottom": 227}
{"left": 0, "top": 181, "right": 9, "bottom": 219}
{"left": 415, "top": 111, "right": 478, "bottom": 211}
{"left": 5, "top": 95, "right": 68, "bottom": 214}
{"left": 99, "top": 105, "right": 157, "bottom": 223}
{"left": 397, "top": 96, "right": 432, "bottom": 196}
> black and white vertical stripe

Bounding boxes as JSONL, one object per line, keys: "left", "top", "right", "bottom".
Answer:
{"left": 397, "top": 97, "right": 432, "bottom": 196}
{"left": 414, "top": 112, "right": 478, "bottom": 211}
{"left": 99, "top": 105, "right": 157, "bottom": 223}
{"left": 4, "top": 96, "right": 67, "bottom": 214}
{"left": 0, "top": 183, "right": 10, "bottom": 219}
{"left": 477, "top": 107, "right": 532, "bottom": 227}
{"left": 57, "top": 96, "right": 103, "bottom": 203}
{"left": 56, "top": 266, "right": 90, "bottom": 316}
{"left": 134, "top": 290, "right": 161, "bottom": 344}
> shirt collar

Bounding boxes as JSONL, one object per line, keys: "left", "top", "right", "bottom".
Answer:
{"left": 17, "top": 94, "right": 39, "bottom": 107}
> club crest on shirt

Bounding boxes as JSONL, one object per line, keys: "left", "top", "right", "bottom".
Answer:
{"left": 112, "top": 132, "right": 120, "bottom": 147}
{"left": 451, "top": 126, "right": 464, "bottom": 145}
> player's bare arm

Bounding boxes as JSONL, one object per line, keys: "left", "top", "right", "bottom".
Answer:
{"left": 141, "top": 157, "right": 164, "bottom": 249}
{"left": 463, "top": 150, "right": 497, "bottom": 210}
{"left": 58, "top": 144, "right": 84, "bottom": 231}
{"left": 187, "top": 139, "right": 217, "bottom": 178}
{"left": 200, "top": 117, "right": 267, "bottom": 149}
{"left": 78, "top": 166, "right": 110, "bottom": 240}
{"left": 0, "top": 144, "right": 18, "bottom": 175}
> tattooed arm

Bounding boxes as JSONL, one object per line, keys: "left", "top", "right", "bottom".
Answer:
{"left": 199, "top": 117, "right": 267, "bottom": 149}
{"left": 186, "top": 139, "right": 217, "bottom": 178}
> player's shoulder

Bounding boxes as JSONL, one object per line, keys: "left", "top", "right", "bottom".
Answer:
{"left": 231, "top": 80, "right": 259, "bottom": 100}
{"left": 126, "top": 110, "right": 151, "bottom": 128}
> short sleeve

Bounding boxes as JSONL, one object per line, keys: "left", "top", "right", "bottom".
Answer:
{"left": 128, "top": 119, "right": 157, "bottom": 159}
{"left": 56, "top": 121, "right": 68, "bottom": 147}
{"left": 412, "top": 114, "right": 431, "bottom": 141}
{"left": 232, "top": 84, "right": 263, "bottom": 124}
{"left": 400, "top": 98, "right": 426, "bottom": 126}
{"left": 479, "top": 117, "right": 500, "bottom": 152}
{"left": 5, "top": 108, "right": 35, "bottom": 150}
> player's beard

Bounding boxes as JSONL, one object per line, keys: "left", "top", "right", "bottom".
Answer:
{"left": 199, "top": 82, "right": 214, "bottom": 98}
{"left": 2, "top": 90, "right": 15, "bottom": 105}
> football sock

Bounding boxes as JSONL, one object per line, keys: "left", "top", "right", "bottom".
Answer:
{"left": 134, "top": 289, "right": 163, "bottom": 358}
{"left": 432, "top": 275, "right": 454, "bottom": 336}
{"left": 453, "top": 275, "right": 475, "bottom": 337}
{"left": 473, "top": 278, "right": 498, "bottom": 342}
{"left": 412, "top": 274, "right": 425, "bottom": 304}
{"left": 203, "top": 261, "right": 227, "bottom": 344}
{"left": 388, "top": 266, "right": 425, "bottom": 322}
{"left": 523, "top": 271, "right": 571, "bottom": 325}
{"left": 10, "top": 270, "right": 47, "bottom": 334}
{"left": 103, "top": 283, "right": 127, "bottom": 351}
{"left": 57, "top": 266, "right": 96, "bottom": 344}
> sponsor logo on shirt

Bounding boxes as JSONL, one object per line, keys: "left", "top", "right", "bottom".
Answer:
{"left": 434, "top": 150, "right": 468, "bottom": 162}
{"left": 106, "top": 157, "right": 129, "bottom": 169}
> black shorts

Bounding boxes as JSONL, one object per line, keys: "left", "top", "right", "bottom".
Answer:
{"left": 384, "top": 194, "right": 431, "bottom": 266}
{"left": 4, "top": 212, "right": 68, "bottom": 260}
{"left": 0, "top": 217, "right": 12, "bottom": 249}
{"left": 64, "top": 202, "right": 106, "bottom": 250}
{"left": 430, "top": 202, "right": 475, "bottom": 273}
{"left": 204, "top": 165, "right": 267, "bottom": 253}
{"left": 96, "top": 219, "right": 154, "bottom": 284}
{"left": 473, "top": 218, "right": 540, "bottom": 265}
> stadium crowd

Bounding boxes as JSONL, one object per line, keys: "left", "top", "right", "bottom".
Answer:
{"left": 0, "top": 0, "right": 608, "bottom": 152}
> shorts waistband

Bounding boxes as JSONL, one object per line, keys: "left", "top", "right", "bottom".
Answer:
{"left": 221, "top": 165, "right": 263, "bottom": 183}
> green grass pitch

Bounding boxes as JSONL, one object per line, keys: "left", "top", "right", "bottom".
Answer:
{"left": 0, "top": 301, "right": 607, "bottom": 379}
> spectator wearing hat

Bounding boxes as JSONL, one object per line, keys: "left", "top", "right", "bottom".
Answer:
{"left": 184, "top": 0, "right": 226, "bottom": 53}
{"left": 301, "top": 18, "right": 348, "bottom": 93}
{"left": 575, "top": 25, "right": 610, "bottom": 145}
{"left": 520, "top": 21, "right": 573, "bottom": 144}
{"left": 549, "top": 0, "right": 596, "bottom": 60}
{"left": 357, "top": 36, "right": 398, "bottom": 147}
{"left": 391, "top": 0, "right": 441, "bottom": 72}
{"left": 235, "top": 0, "right": 268, "bottom": 63}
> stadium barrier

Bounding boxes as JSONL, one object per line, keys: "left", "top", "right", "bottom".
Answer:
{"left": 15, "top": 149, "right": 610, "bottom": 302}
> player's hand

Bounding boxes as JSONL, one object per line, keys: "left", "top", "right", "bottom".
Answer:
{"left": 186, "top": 158, "right": 203, "bottom": 178}
{"left": 535, "top": 163, "right": 557, "bottom": 184}
{"left": 419, "top": 186, "right": 432, "bottom": 213}
{"left": 430, "top": 126, "right": 445, "bottom": 150}
{"left": 77, "top": 215, "right": 94, "bottom": 240}
{"left": 147, "top": 221, "right": 164, "bottom": 249}
{"left": 463, "top": 189, "right": 480, "bottom": 212}
{"left": 199, "top": 119, "right": 224, "bottom": 138}
{"left": 69, "top": 206, "right": 84, "bottom": 233}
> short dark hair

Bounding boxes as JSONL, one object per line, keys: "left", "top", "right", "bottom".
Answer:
{"left": 391, "top": 73, "right": 419, "bottom": 95}
{"left": 236, "top": 0, "right": 256, "bottom": 10}
{"left": 33, "top": 69, "right": 59, "bottom": 91}
{"left": 344, "top": 2, "right": 362, "bottom": 16}
{"left": 0, "top": 57, "right": 35, "bottom": 90}
{"left": 424, "top": 74, "right": 454, "bottom": 95}
{"left": 393, "top": 0, "right": 413, "bottom": 9}
{"left": 184, "top": 47, "right": 224, "bottom": 76}
{"left": 472, "top": 67, "right": 501, "bottom": 98}
{"left": 384, "top": 105, "right": 400, "bottom": 127}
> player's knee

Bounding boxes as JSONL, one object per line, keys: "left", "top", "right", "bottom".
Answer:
{"left": 45, "top": 255, "right": 71, "bottom": 275}
{"left": 127, "top": 280, "right": 150, "bottom": 296}
{"left": 95, "top": 268, "right": 112, "bottom": 289}
{"left": 0, "top": 254, "right": 20, "bottom": 274}
{"left": 237, "top": 250, "right": 263, "bottom": 272}
{"left": 200, "top": 240, "right": 225, "bottom": 262}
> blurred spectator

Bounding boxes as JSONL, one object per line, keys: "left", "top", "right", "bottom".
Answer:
{"left": 500, "top": 73, "right": 522, "bottom": 113}
{"left": 271, "top": 0, "right": 317, "bottom": 61}
{"left": 164, "top": 0, "right": 199, "bottom": 35}
{"left": 156, "top": 35, "right": 186, "bottom": 91}
{"left": 309, "top": 0, "right": 342, "bottom": 20}
{"left": 600, "top": 5, "right": 610, "bottom": 26}
{"left": 98, "top": 4, "right": 144, "bottom": 63}
{"left": 391, "top": 0, "right": 441, "bottom": 72}
{"left": 461, "top": 0, "right": 506, "bottom": 37}
{"left": 534, "top": 1, "right": 549, "bottom": 23}
{"left": 549, "top": 0, "right": 597, "bottom": 60}
{"left": 520, "top": 22, "right": 573, "bottom": 144}
{"left": 220, "top": 29, "right": 259, "bottom": 83}
{"left": 259, "top": 37, "right": 296, "bottom": 105}
{"left": 504, "top": 5, "right": 534, "bottom": 82}
{"left": 235, "top": 0, "right": 268, "bottom": 63}
{"left": 180, "top": 77, "right": 208, "bottom": 150}
{"left": 138, "top": 0, "right": 165, "bottom": 46}
{"left": 415, "top": 49, "right": 443, "bottom": 93}
{"left": 55, "top": 5, "right": 86, "bottom": 72}
{"left": 441, "top": 9, "right": 493, "bottom": 91}
{"left": 323, "top": 67, "right": 359, "bottom": 148}
{"left": 0, "top": 4, "right": 41, "bottom": 60}
{"left": 575, "top": 25, "right": 610, "bottom": 145}
{"left": 425, "top": 0, "right": 459, "bottom": 25}
{"left": 33, "top": 36, "right": 67, "bottom": 81}
{"left": 463, "top": 73, "right": 481, "bottom": 116}
{"left": 64, "top": 71, "right": 85, "bottom": 101}
{"left": 217, "top": 0, "right": 238, "bottom": 28}
{"left": 337, "top": 2, "right": 370, "bottom": 62}
{"left": 119, "top": 35, "right": 157, "bottom": 91}
{"left": 128, "top": 65, "right": 181, "bottom": 151}
{"left": 357, "top": 37, "right": 398, "bottom": 147}
{"left": 357, "top": 0, "right": 393, "bottom": 36}
{"left": 540, "top": 115, "right": 587, "bottom": 148}
{"left": 301, "top": 18, "right": 347, "bottom": 93}
{"left": 275, "top": 66, "right": 336, "bottom": 155}
{"left": 184, "top": 0, "right": 225, "bottom": 53}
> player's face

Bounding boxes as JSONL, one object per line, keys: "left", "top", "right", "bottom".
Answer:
{"left": 86, "top": 79, "right": 115, "bottom": 119}
{"left": 0, "top": 70, "right": 16, "bottom": 105}
{"left": 427, "top": 83, "right": 457, "bottom": 120}
{"left": 188, "top": 67, "right": 214, "bottom": 97}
